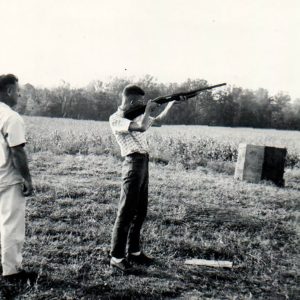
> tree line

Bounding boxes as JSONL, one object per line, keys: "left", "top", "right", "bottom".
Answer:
{"left": 16, "top": 75, "right": 300, "bottom": 130}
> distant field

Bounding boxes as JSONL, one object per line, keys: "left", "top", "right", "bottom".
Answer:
{"left": 0, "top": 116, "right": 299, "bottom": 299}
{"left": 24, "top": 116, "right": 300, "bottom": 168}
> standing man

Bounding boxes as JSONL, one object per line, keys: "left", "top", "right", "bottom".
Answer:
{"left": 0, "top": 74, "right": 34, "bottom": 283}
{"left": 109, "top": 84, "right": 182, "bottom": 272}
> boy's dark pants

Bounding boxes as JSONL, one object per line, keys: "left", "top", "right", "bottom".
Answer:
{"left": 111, "top": 153, "right": 149, "bottom": 259}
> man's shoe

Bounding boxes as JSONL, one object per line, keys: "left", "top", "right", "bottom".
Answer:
{"left": 3, "top": 270, "right": 38, "bottom": 285}
{"left": 110, "top": 258, "right": 133, "bottom": 273}
{"left": 127, "top": 252, "right": 154, "bottom": 266}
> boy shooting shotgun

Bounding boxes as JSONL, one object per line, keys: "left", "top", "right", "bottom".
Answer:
{"left": 109, "top": 82, "right": 225, "bottom": 273}
{"left": 109, "top": 84, "right": 186, "bottom": 272}
{"left": 124, "top": 82, "right": 226, "bottom": 120}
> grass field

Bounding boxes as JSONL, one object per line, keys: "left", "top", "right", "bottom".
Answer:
{"left": 0, "top": 116, "right": 299, "bottom": 299}
{"left": 24, "top": 117, "right": 300, "bottom": 168}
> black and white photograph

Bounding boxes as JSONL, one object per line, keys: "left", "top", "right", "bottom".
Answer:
{"left": 0, "top": 0, "right": 299, "bottom": 298}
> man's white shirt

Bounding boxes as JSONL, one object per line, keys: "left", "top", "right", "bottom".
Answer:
{"left": 0, "top": 102, "right": 26, "bottom": 188}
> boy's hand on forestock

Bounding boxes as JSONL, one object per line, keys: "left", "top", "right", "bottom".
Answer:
{"left": 179, "top": 95, "right": 187, "bottom": 102}
{"left": 169, "top": 96, "right": 187, "bottom": 107}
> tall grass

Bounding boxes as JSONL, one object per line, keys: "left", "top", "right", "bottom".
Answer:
{"left": 24, "top": 116, "right": 300, "bottom": 168}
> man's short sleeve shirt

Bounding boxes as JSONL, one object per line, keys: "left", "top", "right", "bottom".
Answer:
{"left": 0, "top": 102, "right": 26, "bottom": 187}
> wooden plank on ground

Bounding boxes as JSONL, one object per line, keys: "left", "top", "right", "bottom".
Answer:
{"left": 184, "top": 259, "right": 233, "bottom": 268}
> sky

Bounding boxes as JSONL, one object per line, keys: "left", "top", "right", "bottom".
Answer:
{"left": 0, "top": 0, "right": 299, "bottom": 99}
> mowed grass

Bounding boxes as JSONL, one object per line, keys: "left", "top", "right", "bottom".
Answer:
{"left": 0, "top": 116, "right": 299, "bottom": 299}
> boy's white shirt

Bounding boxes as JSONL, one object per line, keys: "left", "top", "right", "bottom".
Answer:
{"left": 109, "top": 108, "right": 155, "bottom": 157}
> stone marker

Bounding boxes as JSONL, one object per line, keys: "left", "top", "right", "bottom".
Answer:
{"left": 234, "top": 144, "right": 287, "bottom": 187}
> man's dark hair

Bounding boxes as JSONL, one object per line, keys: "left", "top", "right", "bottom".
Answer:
{"left": 123, "top": 84, "right": 145, "bottom": 97}
{"left": 0, "top": 74, "right": 18, "bottom": 92}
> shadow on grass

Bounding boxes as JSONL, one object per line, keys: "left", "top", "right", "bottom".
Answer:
{"left": 0, "top": 275, "right": 112, "bottom": 299}
{"left": 184, "top": 206, "right": 267, "bottom": 233}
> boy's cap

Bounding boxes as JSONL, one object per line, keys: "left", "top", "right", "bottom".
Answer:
{"left": 123, "top": 84, "right": 145, "bottom": 96}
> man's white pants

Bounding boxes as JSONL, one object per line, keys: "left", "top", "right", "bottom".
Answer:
{"left": 0, "top": 183, "right": 25, "bottom": 276}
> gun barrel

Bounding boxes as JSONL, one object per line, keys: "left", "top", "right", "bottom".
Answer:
{"left": 186, "top": 83, "right": 226, "bottom": 95}
{"left": 153, "top": 83, "right": 226, "bottom": 104}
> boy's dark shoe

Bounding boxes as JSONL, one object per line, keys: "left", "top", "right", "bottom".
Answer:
{"left": 127, "top": 252, "right": 154, "bottom": 266}
{"left": 3, "top": 270, "right": 38, "bottom": 285}
{"left": 110, "top": 258, "right": 133, "bottom": 273}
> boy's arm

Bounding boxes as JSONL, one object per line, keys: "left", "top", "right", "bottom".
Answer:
{"left": 154, "top": 96, "right": 186, "bottom": 123}
{"left": 129, "top": 100, "right": 158, "bottom": 132}
{"left": 154, "top": 101, "right": 176, "bottom": 123}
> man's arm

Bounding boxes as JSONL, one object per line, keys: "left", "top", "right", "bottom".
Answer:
{"left": 10, "top": 145, "right": 33, "bottom": 196}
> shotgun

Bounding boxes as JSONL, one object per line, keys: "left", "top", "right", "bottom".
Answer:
{"left": 124, "top": 83, "right": 226, "bottom": 120}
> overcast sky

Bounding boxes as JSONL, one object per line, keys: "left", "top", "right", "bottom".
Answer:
{"left": 0, "top": 0, "right": 299, "bottom": 99}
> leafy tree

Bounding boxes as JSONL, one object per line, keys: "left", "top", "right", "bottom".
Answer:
{"left": 271, "top": 92, "right": 291, "bottom": 128}
{"left": 17, "top": 77, "right": 299, "bottom": 130}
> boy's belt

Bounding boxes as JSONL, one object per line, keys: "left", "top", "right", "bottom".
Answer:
{"left": 127, "top": 152, "right": 149, "bottom": 158}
